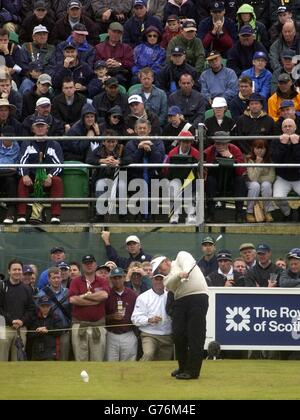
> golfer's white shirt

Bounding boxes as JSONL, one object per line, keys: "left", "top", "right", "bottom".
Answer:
{"left": 131, "top": 289, "right": 172, "bottom": 335}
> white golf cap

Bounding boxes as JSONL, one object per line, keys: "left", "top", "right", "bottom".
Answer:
{"left": 126, "top": 235, "right": 140, "bottom": 244}
{"left": 36, "top": 97, "right": 51, "bottom": 107}
{"left": 128, "top": 94, "right": 143, "bottom": 104}
{"left": 211, "top": 97, "right": 227, "bottom": 108}
{"left": 33, "top": 24, "right": 49, "bottom": 35}
{"left": 151, "top": 256, "right": 166, "bottom": 274}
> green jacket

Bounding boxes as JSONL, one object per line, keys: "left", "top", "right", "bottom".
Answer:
{"left": 167, "top": 35, "right": 205, "bottom": 75}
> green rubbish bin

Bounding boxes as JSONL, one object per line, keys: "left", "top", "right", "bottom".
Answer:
{"left": 62, "top": 161, "right": 89, "bottom": 198}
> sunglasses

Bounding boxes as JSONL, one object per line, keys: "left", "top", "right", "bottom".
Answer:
{"left": 147, "top": 34, "right": 158, "bottom": 38}
{"left": 111, "top": 115, "right": 120, "bottom": 119}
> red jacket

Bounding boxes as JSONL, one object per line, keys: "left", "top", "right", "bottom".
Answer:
{"left": 204, "top": 143, "right": 246, "bottom": 176}
{"left": 95, "top": 41, "right": 134, "bottom": 70}
{"left": 160, "top": 27, "right": 182, "bottom": 50}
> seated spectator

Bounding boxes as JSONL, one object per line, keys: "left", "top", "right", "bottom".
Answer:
{"left": 124, "top": 261, "right": 152, "bottom": 294}
{"left": 21, "top": 0, "right": 55, "bottom": 20}
{"left": 200, "top": 50, "right": 238, "bottom": 105}
{"left": 19, "top": 61, "right": 44, "bottom": 97}
{"left": 206, "top": 249, "right": 244, "bottom": 286}
{"left": 65, "top": 103, "right": 100, "bottom": 161}
{"left": 245, "top": 244, "right": 281, "bottom": 287}
{"left": 101, "top": 106, "right": 127, "bottom": 137}
{"left": 19, "top": 1, "right": 55, "bottom": 44}
{"left": 101, "top": 231, "right": 152, "bottom": 269}
{"left": 51, "top": 42, "right": 94, "bottom": 93}
{"left": 269, "top": 6, "right": 296, "bottom": 45}
{"left": 105, "top": 267, "right": 138, "bottom": 361}
{"left": 228, "top": 75, "right": 253, "bottom": 122}
{"left": 22, "top": 96, "right": 64, "bottom": 137}
{"left": 197, "top": 236, "right": 218, "bottom": 277}
{"left": 168, "top": 73, "right": 206, "bottom": 128}
{"left": 163, "top": 0, "right": 196, "bottom": 24}
{"left": 274, "top": 100, "right": 300, "bottom": 135}
{"left": 55, "top": 0, "right": 94, "bottom": 21}
{"left": 245, "top": 139, "right": 275, "bottom": 223}
{"left": 94, "top": 22, "right": 134, "bottom": 87}
{"left": 52, "top": 0, "right": 98, "bottom": 45}
{"left": 197, "top": 1, "right": 237, "bottom": 56}
{"left": 29, "top": 295, "right": 63, "bottom": 361}
{"left": 227, "top": 24, "right": 268, "bottom": 77}
{"left": 268, "top": 73, "right": 300, "bottom": 121}
{"left": 241, "top": 51, "right": 272, "bottom": 99}
{"left": 236, "top": 3, "right": 269, "bottom": 49}
{"left": 0, "top": 70, "right": 22, "bottom": 120}
{"left": 0, "top": 0, "right": 22, "bottom": 32}
{"left": 0, "top": 126, "right": 19, "bottom": 224}
{"left": 148, "top": 0, "right": 166, "bottom": 21}
{"left": 125, "top": 94, "right": 161, "bottom": 135}
{"left": 239, "top": 242, "right": 256, "bottom": 270}
{"left": 22, "top": 73, "right": 53, "bottom": 120}
{"left": 21, "top": 25, "right": 55, "bottom": 72}
{"left": 271, "top": 49, "right": 297, "bottom": 94}
{"left": 93, "top": 77, "right": 129, "bottom": 123}
{"left": 162, "top": 105, "right": 195, "bottom": 153}
{"left": 157, "top": 46, "right": 199, "bottom": 95}
{"left": 160, "top": 15, "right": 181, "bottom": 50}
{"left": 0, "top": 98, "right": 23, "bottom": 136}
{"left": 51, "top": 77, "right": 86, "bottom": 133}
{"left": 204, "top": 131, "right": 246, "bottom": 222}
{"left": 205, "top": 97, "right": 235, "bottom": 139}
{"left": 87, "top": 60, "right": 109, "bottom": 99}
{"left": 235, "top": 93, "right": 275, "bottom": 154}
{"left": 91, "top": 0, "right": 133, "bottom": 33}
{"left": 131, "top": 273, "right": 173, "bottom": 361}
{"left": 270, "top": 20, "right": 300, "bottom": 71}
{"left": 123, "top": 0, "right": 163, "bottom": 48}
{"left": 133, "top": 67, "right": 168, "bottom": 127}
{"left": 194, "top": 0, "right": 239, "bottom": 23}
{"left": 17, "top": 116, "right": 64, "bottom": 224}
{"left": 279, "top": 248, "right": 300, "bottom": 287}
{"left": 271, "top": 118, "right": 300, "bottom": 220}
{"left": 164, "top": 131, "right": 199, "bottom": 224}
{"left": 86, "top": 129, "right": 124, "bottom": 220}
{"left": 167, "top": 19, "right": 205, "bottom": 75}
{"left": 132, "top": 26, "right": 166, "bottom": 83}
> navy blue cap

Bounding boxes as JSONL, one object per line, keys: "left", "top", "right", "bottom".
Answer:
{"left": 168, "top": 105, "right": 182, "bottom": 115}
{"left": 63, "top": 42, "right": 76, "bottom": 50}
{"left": 37, "top": 295, "right": 52, "bottom": 305}
{"left": 253, "top": 51, "right": 268, "bottom": 61}
{"left": 248, "top": 93, "right": 264, "bottom": 103}
{"left": 110, "top": 267, "right": 125, "bottom": 277}
{"left": 32, "top": 116, "right": 49, "bottom": 125}
{"left": 133, "top": 0, "right": 146, "bottom": 6}
{"left": 217, "top": 249, "right": 232, "bottom": 261}
{"left": 171, "top": 46, "right": 186, "bottom": 55}
{"left": 281, "top": 49, "right": 294, "bottom": 59}
{"left": 94, "top": 60, "right": 107, "bottom": 69}
{"left": 58, "top": 261, "right": 70, "bottom": 270}
{"left": 239, "top": 25, "right": 254, "bottom": 35}
{"left": 28, "top": 61, "right": 44, "bottom": 72}
{"left": 210, "top": 1, "right": 225, "bottom": 11}
{"left": 51, "top": 246, "right": 65, "bottom": 254}
{"left": 82, "top": 255, "right": 96, "bottom": 263}
{"left": 279, "top": 100, "right": 295, "bottom": 109}
{"left": 287, "top": 248, "right": 300, "bottom": 259}
{"left": 23, "top": 265, "right": 34, "bottom": 274}
{"left": 256, "top": 243, "right": 271, "bottom": 253}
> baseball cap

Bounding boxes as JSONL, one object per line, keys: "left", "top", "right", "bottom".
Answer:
{"left": 253, "top": 51, "right": 268, "bottom": 61}
{"left": 37, "top": 74, "right": 52, "bottom": 85}
{"left": 248, "top": 93, "right": 264, "bottom": 102}
{"left": 29, "top": 61, "right": 44, "bottom": 72}
{"left": 51, "top": 246, "right": 65, "bottom": 254}
{"left": 126, "top": 235, "right": 140, "bottom": 244}
{"left": 256, "top": 243, "right": 271, "bottom": 254}
{"left": 33, "top": 25, "right": 49, "bottom": 35}
{"left": 210, "top": 1, "right": 225, "bottom": 12}
{"left": 214, "top": 131, "right": 230, "bottom": 143}
{"left": 37, "top": 296, "right": 52, "bottom": 306}
{"left": 211, "top": 97, "right": 227, "bottom": 108}
{"left": 277, "top": 6, "right": 289, "bottom": 14}
{"left": 239, "top": 243, "right": 255, "bottom": 252}
{"left": 94, "top": 60, "right": 107, "bottom": 69}
{"left": 168, "top": 105, "right": 182, "bottom": 115}
{"left": 217, "top": 249, "right": 232, "bottom": 261}
{"left": 63, "top": 42, "right": 76, "bottom": 50}
{"left": 36, "top": 97, "right": 51, "bottom": 107}
{"left": 82, "top": 255, "right": 96, "bottom": 264}
{"left": 23, "top": 265, "right": 34, "bottom": 274}
{"left": 278, "top": 73, "right": 292, "bottom": 83}
{"left": 182, "top": 20, "right": 197, "bottom": 31}
{"left": 58, "top": 261, "right": 70, "bottom": 270}
{"left": 279, "top": 99, "right": 295, "bottom": 109}
{"left": 201, "top": 236, "right": 215, "bottom": 245}
{"left": 73, "top": 23, "right": 88, "bottom": 35}
{"left": 104, "top": 77, "right": 119, "bottom": 87}
{"left": 239, "top": 25, "right": 254, "bottom": 35}
{"left": 151, "top": 256, "right": 167, "bottom": 274}
{"left": 32, "top": 116, "right": 48, "bottom": 125}
{"left": 133, "top": 0, "right": 146, "bottom": 7}
{"left": 34, "top": 1, "right": 47, "bottom": 10}
{"left": 287, "top": 248, "right": 300, "bottom": 259}
{"left": 96, "top": 264, "right": 111, "bottom": 272}
{"left": 128, "top": 94, "right": 143, "bottom": 104}
{"left": 171, "top": 46, "right": 186, "bottom": 55}
{"left": 68, "top": 0, "right": 82, "bottom": 8}
{"left": 109, "top": 22, "right": 124, "bottom": 32}
{"left": 281, "top": 49, "right": 294, "bottom": 59}
{"left": 207, "top": 50, "right": 221, "bottom": 61}
{"left": 110, "top": 267, "right": 125, "bottom": 277}
{"left": 167, "top": 15, "right": 179, "bottom": 22}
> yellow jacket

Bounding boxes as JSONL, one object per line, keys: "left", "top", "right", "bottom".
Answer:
{"left": 268, "top": 92, "right": 300, "bottom": 121}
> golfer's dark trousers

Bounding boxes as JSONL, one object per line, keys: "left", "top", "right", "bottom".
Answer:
{"left": 172, "top": 294, "right": 209, "bottom": 378}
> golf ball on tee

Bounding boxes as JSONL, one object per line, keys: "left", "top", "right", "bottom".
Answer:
{"left": 80, "top": 370, "right": 89, "bottom": 382}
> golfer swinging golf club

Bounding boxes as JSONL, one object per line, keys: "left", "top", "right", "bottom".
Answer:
{"left": 151, "top": 252, "right": 209, "bottom": 380}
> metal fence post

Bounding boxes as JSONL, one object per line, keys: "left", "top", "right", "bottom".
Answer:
{"left": 196, "top": 124, "right": 205, "bottom": 228}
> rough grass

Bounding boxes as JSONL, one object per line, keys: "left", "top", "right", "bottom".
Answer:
{"left": 0, "top": 360, "right": 299, "bottom": 400}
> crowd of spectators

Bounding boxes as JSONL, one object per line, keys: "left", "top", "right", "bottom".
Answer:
{"left": 1, "top": 1, "right": 300, "bottom": 224}
{"left": 1, "top": 232, "right": 299, "bottom": 362}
